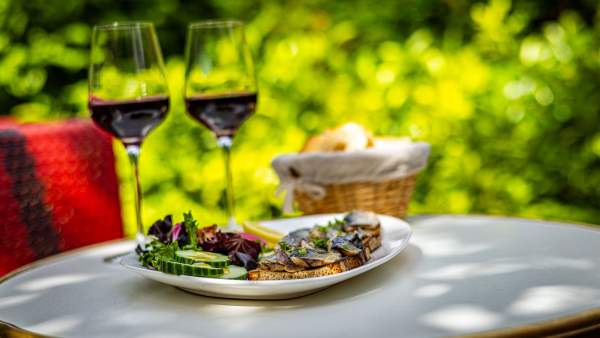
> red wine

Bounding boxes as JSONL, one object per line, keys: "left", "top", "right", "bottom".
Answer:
{"left": 185, "top": 92, "right": 257, "bottom": 137}
{"left": 89, "top": 96, "right": 169, "bottom": 145}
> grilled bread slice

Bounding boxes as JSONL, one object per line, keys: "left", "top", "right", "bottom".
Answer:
{"left": 248, "top": 251, "right": 367, "bottom": 280}
{"left": 248, "top": 234, "right": 382, "bottom": 280}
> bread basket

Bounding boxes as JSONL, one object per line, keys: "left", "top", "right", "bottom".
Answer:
{"left": 294, "top": 175, "right": 418, "bottom": 218}
{"left": 272, "top": 141, "right": 430, "bottom": 218}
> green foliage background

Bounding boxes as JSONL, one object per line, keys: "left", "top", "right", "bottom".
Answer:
{"left": 2, "top": 0, "right": 600, "bottom": 234}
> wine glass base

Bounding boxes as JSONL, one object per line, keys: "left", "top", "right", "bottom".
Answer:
{"left": 136, "top": 233, "right": 147, "bottom": 249}
{"left": 225, "top": 216, "right": 242, "bottom": 232}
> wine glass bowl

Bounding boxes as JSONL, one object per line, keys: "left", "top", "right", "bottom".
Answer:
{"left": 89, "top": 22, "right": 169, "bottom": 146}
{"left": 185, "top": 21, "right": 256, "bottom": 95}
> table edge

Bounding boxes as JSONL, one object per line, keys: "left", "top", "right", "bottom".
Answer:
{"left": 0, "top": 320, "right": 54, "bottom": 338}
{"left": 454, "top": 308, "right": 600, "bottom": 338}
{"left": 2, "top": 216, "right": 600, "bottom": 338}
{"left": 0, "top": 238, "right": 131, "bottom": 285}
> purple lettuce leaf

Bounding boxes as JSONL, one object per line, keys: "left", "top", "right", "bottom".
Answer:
{"left": 148, "top": 215, "right": 173, "bottom": 243}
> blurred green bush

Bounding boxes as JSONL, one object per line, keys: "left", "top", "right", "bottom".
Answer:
{"left": 2, "top": 0, "right": 600, "bottom": 234}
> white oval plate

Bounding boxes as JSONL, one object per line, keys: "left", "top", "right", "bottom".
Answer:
{"left": 120, "top": 213, "right": 411, "bottom": 300}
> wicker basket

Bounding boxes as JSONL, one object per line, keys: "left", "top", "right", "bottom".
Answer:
{"left": 294, "top": 174, "right": 417, "bottom": 218}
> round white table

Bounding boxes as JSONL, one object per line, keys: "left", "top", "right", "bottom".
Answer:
{"left": 1, "top": 215, "right": 600, "bottom": 338}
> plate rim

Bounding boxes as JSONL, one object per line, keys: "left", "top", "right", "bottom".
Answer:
{"left": 120, "top": 213, "right": 412, "bottom": 285}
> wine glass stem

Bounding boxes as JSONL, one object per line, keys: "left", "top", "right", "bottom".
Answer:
{"left": 217, "top": 136, "right": 237, "bottom": 230}
{"left": 126, "top": 145, "right": 145, "bottom": 247}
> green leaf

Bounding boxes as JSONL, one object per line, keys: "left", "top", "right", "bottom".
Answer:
{"left": 312, "top": 238, "right": 329, "bottom": 249}
{"left": 139, "top": 240, "right": 180, "bottom": 269}
{"left": 183, "top": 211, "right": 199, "bottom": 248}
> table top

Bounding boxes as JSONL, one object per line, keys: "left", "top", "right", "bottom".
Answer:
{"left": 1, "top": 215, "right": 600, "bottom": 338}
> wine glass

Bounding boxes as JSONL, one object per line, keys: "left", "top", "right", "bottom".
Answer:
{"left": 184, "top": 20, "right": 257, "bottom": 230}
{"left": 89, "top": 22, "right": 170, "bottom": 246}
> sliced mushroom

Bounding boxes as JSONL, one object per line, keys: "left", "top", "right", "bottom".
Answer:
{"left": 289, "top": 249, "right": 342, "bottom": 268}
{"left": 281, "top": 228, "right": 311, "bottom": 247}
{"left": 258, "top": 252, "right": 287, "bottom": 271}
{"left": 343, "top": 210, "right": 380, "bottom": 231}
{"left": 259, "top": 260, "right": 286, "bottom": 271}
{"left": 272, "top": 248, "right": 305, "bottom": 272}
{"left": 289, "top": 256, "right": 310, "bottom": 268}
{"left": 309, "top": 222, "right": 343, "bottom": 240}
{"left": 331, "top": 232, "right": 364, "bottom": 256}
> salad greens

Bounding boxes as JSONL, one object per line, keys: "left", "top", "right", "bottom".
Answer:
{"left": 197, "top": 225, "right": 262, "bottom": 269}
{"left": 138, "top": 240, "right": 180, "bottom": 270}
{"left": 137, "top": 212, "right": 200, "bottom": 270}
{"left": 137, "top": 211, "right": 264, "bottom": 272}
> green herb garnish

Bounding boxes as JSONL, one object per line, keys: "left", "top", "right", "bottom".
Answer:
{"left": 327, "top": 219, "right": 344, "bottom": 226}
{"left": 312, "top": 238, "right": 328, "bottom": 249}
{"left": 296, "top": 247, "right": 308, "bottom": 256}
{"left": 279, "top": 241, "right": 290, "bottom": 252}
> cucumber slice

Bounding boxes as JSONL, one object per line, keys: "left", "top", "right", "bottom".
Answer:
{"left": 220, "top": 265, "right": 248, "bottom": 280}
{"left": 175, "top": 250, "right": 229, "bottom": 268}
{"left": 159, "top": 259, "right": 224, "bottom": 277}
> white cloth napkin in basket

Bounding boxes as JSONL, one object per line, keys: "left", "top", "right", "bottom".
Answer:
{"left": 272, "top": 141, "right": 431, "bottom": 212}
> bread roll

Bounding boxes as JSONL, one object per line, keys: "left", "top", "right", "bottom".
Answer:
{"left": 301, "top": 123, "right": 373, "bottom": 153}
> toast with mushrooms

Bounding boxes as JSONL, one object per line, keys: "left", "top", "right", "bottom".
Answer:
{"left": 248, "top": 211, "right": 382, "bottom": 280}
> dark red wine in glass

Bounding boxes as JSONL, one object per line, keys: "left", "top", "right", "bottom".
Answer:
{"left": 89, "top": 96, "right": 169, "bottom": 145}
{"left": 185, "top": 92, "right": 257, "bottom": 137}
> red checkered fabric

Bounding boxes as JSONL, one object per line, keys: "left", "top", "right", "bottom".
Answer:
{"left": 0, "top": 119, "right": 123, "bottom": 275}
